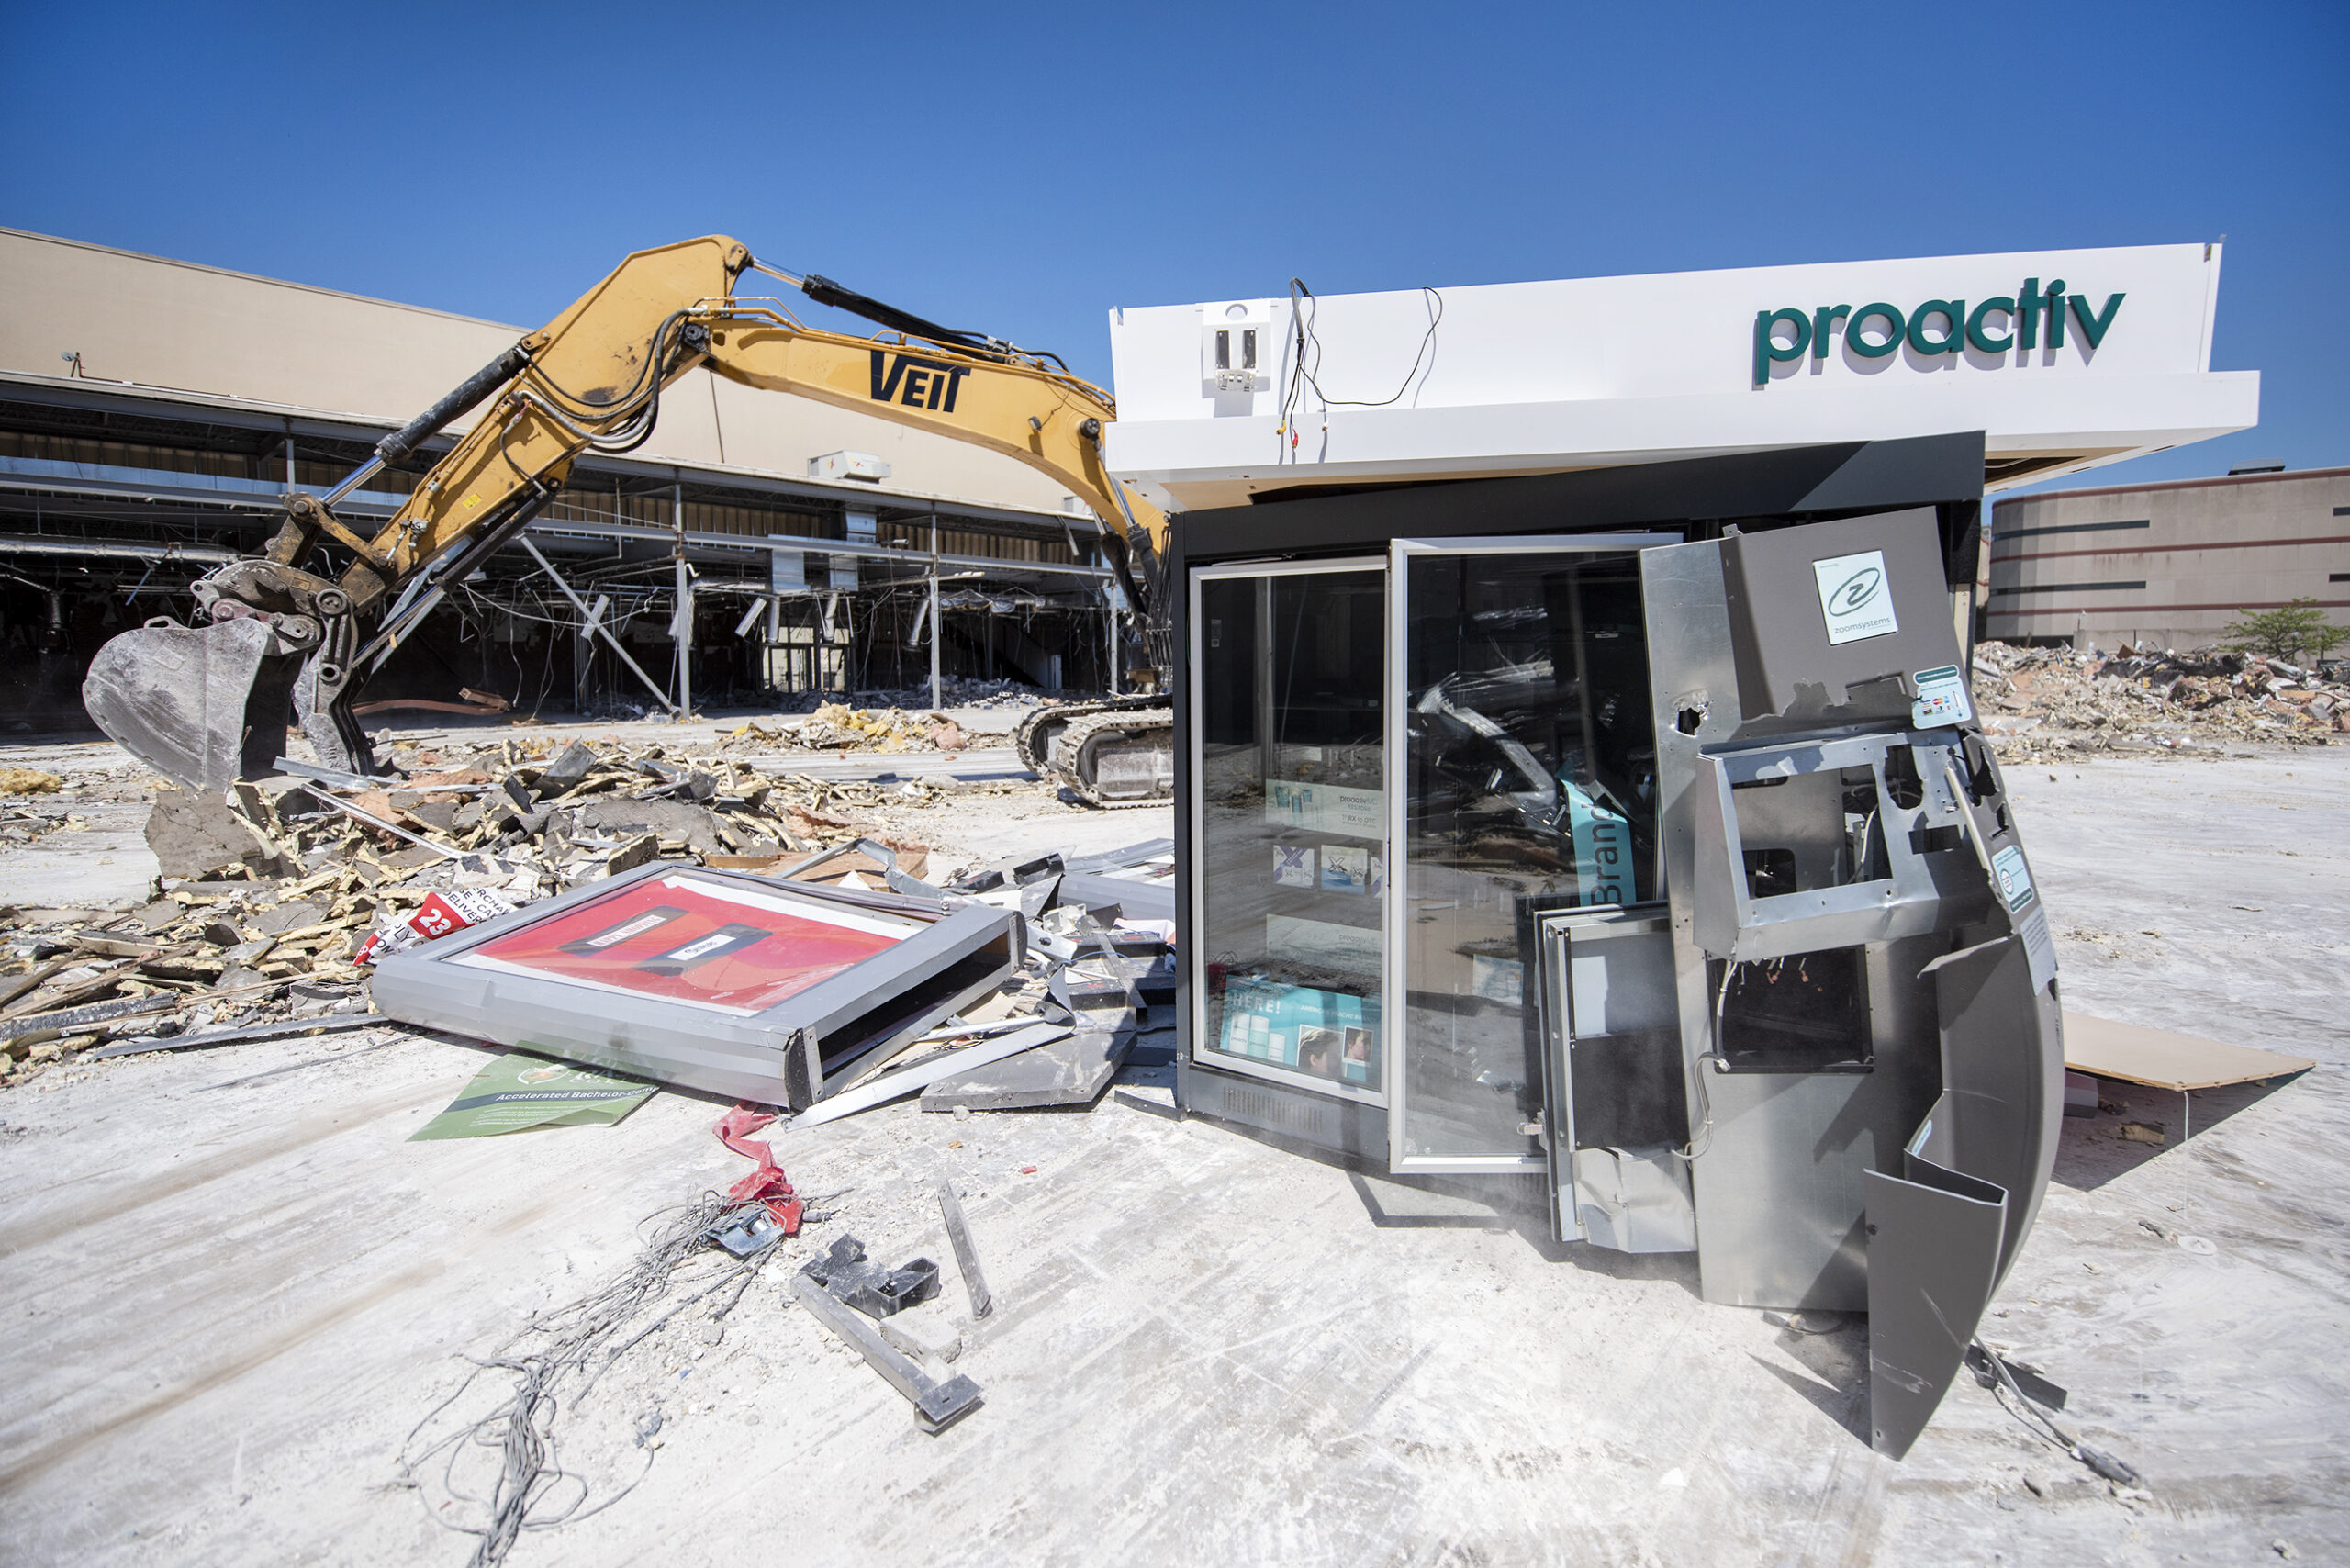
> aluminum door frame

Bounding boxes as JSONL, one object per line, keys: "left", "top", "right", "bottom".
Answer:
{"left": 1187, "top": 554, "right": 1392, "bottom": 1109}
{"left": 1384, "top": 533, "right": 1675, "bottom": 1175}
{"left": 1534, "top": 902, "right": 1685, "bottom": 1246}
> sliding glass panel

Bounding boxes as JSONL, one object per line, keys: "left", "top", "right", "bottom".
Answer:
{"left": 1193, "top": 565, "right": 1387, "bottom": 1099}
{"left": 1393, "top": 545, "right": 1660, "bottom": 1164}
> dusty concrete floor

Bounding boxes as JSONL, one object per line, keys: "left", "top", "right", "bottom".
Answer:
{"left": 0, "top": 735, "right": 2342, "bottom": 1566}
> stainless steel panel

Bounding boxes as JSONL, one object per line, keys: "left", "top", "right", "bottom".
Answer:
{"left": 1863, "top": 1134, "right": 2008, "bottom": 1460}
{"left": 1919, "top": 932, "right": 2066, "bottom": 1286}
{"left": 1643, "top": 529, "right": 1952, "bottom": 1309}
{"left": 1535, "top": 906, "right": 1694, "bottom": 1251}
{"left": 1691, "top": 733, "right": 1994, "bottom": 964}
{"left": 1678, "top": 940, "right": 1947, "bottom": 1310}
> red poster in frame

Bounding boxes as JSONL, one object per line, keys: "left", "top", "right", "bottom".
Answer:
{"left": 453, "top": 871, "right": 916, "bottom": 1014}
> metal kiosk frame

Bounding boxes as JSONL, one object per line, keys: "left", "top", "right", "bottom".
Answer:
{"left": 1169, "top": 433, "right": 2064, "bottom": 1458}
{"left": 374, "top": 863, "right": 1023, "bottom": 1109}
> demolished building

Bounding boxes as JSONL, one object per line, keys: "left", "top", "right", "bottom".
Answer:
{"left": 0, "top": 227, "right": 1131, "bottom": 732}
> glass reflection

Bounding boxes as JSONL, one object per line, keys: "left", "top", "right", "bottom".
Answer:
{"left": 1196, "top": 568, "right": 1386, "bottom": 1092}
{"left": 1399, "top": 550, "right": 1657, "bottom": 1159}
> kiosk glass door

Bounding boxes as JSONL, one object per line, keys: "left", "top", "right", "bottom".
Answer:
{"left": 1386, "top": 536, "right": 1669, "bottom": 1173}
{"left": 1190, "top": 560, "right": 1389, "bottom": 1102}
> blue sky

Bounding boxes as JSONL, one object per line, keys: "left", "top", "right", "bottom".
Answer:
{"left": 4, "top": 1, "right": 2342, "bottom": 491}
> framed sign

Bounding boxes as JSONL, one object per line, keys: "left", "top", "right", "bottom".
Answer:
{"left": 374, "top": 865, "right": 1022, "bottom": 1108}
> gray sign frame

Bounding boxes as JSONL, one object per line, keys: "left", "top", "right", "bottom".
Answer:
{"left": 373, "top": 863, "right": 1022, "bottom": 1107}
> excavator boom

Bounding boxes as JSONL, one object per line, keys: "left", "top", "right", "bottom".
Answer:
{"left": 82, "top": 237, "right": 1175, "bottom": 801}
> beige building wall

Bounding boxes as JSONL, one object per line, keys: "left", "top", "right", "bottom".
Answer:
{"left": 1986, "top": 467, "right": 2350, "bottom": 650}
{"left": 0, "top": 228, "right": 1077, "bottom": 515}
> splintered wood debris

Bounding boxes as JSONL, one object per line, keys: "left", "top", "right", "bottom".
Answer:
{"left": 0, "top": 734, "right": 1042, "bottom": 1086}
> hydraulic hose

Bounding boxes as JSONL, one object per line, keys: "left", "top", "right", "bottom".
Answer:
{"left": 375, "top": 342, "right": 534, "bottom": 468}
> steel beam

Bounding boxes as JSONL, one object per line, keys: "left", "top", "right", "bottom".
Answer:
{"left": 518, "top": 535, "right": 681, "bottom": 717}
{"left": 0, "top": 532, "right": 239, "bottom": 564}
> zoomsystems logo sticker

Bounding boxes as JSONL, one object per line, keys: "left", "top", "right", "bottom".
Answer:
{"left": 1812, "top": 550, "right": 1898, "bottom": 644}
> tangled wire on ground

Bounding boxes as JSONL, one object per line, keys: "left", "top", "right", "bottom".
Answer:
{"left": 396, "top": 1193, "right": 782, "bottom": 1567}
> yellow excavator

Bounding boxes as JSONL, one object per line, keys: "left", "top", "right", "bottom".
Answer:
{"left": 80, "top": 236, "right": 1176, "bottom": 805}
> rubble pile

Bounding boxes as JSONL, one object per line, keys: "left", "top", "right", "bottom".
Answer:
{"left": 0, "top": 734, "right": 1045, "bottom": 1086}
{"left": 1, "top": 799, "right": 78, "bottom": 848}
{"left": 1971, "top": 641, "right": 2349, "bottom": 761}
{"left": 737, "top": 704, "right": 971, "bottom": 755}
{"left": 750, "top": 676, "right": 1046, "bottom": 719}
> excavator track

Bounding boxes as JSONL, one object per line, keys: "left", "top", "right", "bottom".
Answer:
{"left": 1015, "top": 699, "right": 1173, "bottom": 809}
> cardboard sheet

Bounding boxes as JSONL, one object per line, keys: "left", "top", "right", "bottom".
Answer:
{"left": 2063, "top": 1012, "right": 2316, "bottom": 1092}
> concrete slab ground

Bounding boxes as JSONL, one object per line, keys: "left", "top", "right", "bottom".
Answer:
{"left": 0, "top": 740, "right": 2342, "bottom": 1565}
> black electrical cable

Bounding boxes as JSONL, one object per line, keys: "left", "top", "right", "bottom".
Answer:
{"left": 398, "top": 1192, "right": 789, "bottom": 1567}
{"left": 1972, "top": 1338, "right": 2143, "bottom": 1486}
{"left": 1281, "top": 279, "right": 1446, "bottom": 438}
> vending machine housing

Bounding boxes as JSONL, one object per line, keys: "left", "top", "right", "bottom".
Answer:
{"left": 1169, "top": 433, "right": 2063, "bottom": 1458}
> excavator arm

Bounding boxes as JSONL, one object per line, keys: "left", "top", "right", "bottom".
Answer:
{"left": 81, "top": 235, "right": 1171, "bottom": 790}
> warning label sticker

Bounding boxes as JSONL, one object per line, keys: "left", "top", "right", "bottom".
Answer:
{"left": 1812, "top": 550, "right": 1899, "bottom": 645}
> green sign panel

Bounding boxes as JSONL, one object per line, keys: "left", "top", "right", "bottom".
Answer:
{"left": 409, "top": 1050, "right": 657, "bottom": 1141}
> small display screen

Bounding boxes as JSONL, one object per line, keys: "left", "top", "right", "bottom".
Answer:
{"left": 453, "top": 873, "right": 916, "bottom": 1015}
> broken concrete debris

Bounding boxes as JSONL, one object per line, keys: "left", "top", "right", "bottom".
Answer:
{"left": 878, "top": 1312, "right": 965, "bottom": 1365}
{"left": 0, "top": 766, "right": 65, "bottom": 795}
{"left": 2, "top": 732, "right": 1147, "bottom": 1090}
{"left": 4, "top": 729, "right": 1192, "bottom": 1504}
{"left": 1973, "top": 640, "right": 2350, "bottom": 761}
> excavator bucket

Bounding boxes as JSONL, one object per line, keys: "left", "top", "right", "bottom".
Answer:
{"left": 82, "top": 616, "right": 302, "bottom": 792}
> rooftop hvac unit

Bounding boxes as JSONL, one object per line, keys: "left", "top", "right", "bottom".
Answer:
{"left": 810, "top": 450, "right": 892, "bottom": 483}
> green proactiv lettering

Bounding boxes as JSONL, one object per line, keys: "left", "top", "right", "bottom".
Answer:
{"left": 1907, "top": 300, "right": 1964, "bottom": 355}
{"left": 1811, "top": 304, "right": 1851, "bottom": 359}
{"left": 2068, "top": 292, "right": 2124, "bottom": 349}
{"left": 1753, "top": 308, "right": 1811, "bottom": 384}
{"left": 1751, "top": 281, "right": 2117, "bottom": 372}
{"left": 1966, "top": 297, "right": 2016, "bottom": 353}
{"left": 1847, "top": 303, "right": 1904, "bottom": 358}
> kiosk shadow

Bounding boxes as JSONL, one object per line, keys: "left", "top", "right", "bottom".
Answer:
{"left": 1750, "top": 1309, "right": 1872, "bottom": 1444}
{"left": 1345, "top": 1169, "right": 1704, "bottom": 1296}
{"left": 2052, "top": 1071, "right": 2308, "bottom": 1192}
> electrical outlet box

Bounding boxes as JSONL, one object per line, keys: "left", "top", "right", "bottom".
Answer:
{"left": 1200, "top": 302, "right": 1273, "bottom": 395}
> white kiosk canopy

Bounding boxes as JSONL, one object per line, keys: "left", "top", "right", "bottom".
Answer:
{"left": 1106, "top": 243, "right": 2255, "bottom": 510}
